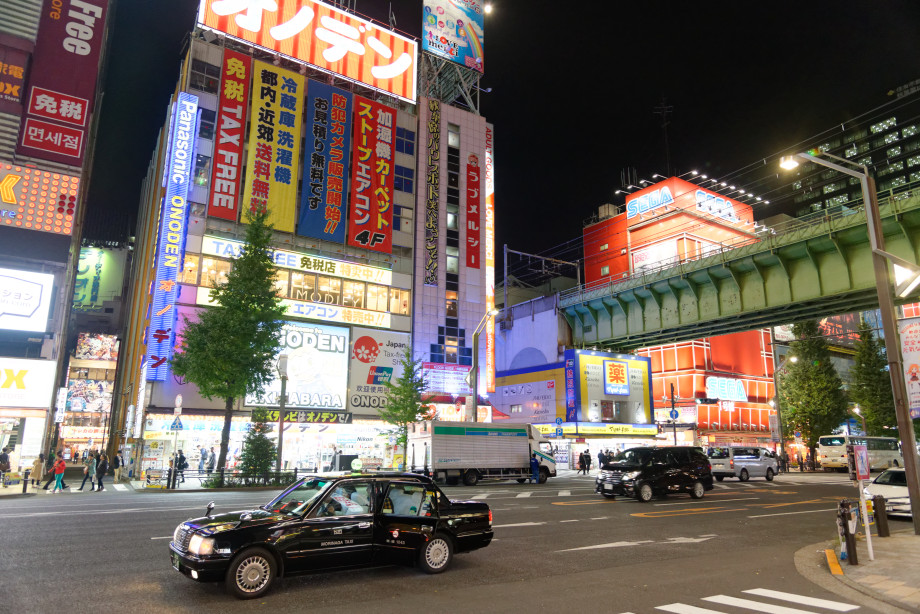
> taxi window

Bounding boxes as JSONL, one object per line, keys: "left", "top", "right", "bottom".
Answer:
{"left": 314, "top": 481, "right": 373, "bottom": 517}
{"left": 382, "top": 483, "right": 428, "bottom": 516}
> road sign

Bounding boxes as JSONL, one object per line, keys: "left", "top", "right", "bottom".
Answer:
{"left": 555, "top": 417, "right": 563, "bottom": 425}
{"left": 555, "top": 427, "right": 564, "bottom": 437}
{"left": 669, "top": 409, "right": 679, "bottom": 420}
{"left": 169, "top": 417, "right": 183, "bottom": 431}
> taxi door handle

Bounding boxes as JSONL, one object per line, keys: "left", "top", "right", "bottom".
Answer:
{"left": 358, "top": 522, "right": 371, "bottom": 529}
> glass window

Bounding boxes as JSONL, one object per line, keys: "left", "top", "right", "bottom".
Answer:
{"left": 180, "top": 254, "right": 200, "bottom": 285}
{"left": 382, "top": 482, "right": 428, "bottom": 516}
{"left": 273, "top": 270, "right": 289, "bottom": 298}
{"left": 343, "top": 280, "right": 365, "bottom": 309}
{"left": 316, "top": 276, "right": 341, "bottom": 305}
{"left": 600, "top": 265, "right": 610, "bottom": 276}
{"left": 390, "top": 288, "right": 410, "bottom": 315}
{"left": 194, "top": 154, "right": 211, "bottom": 188}
{"left": 314, "top": 481, "right": 373, "bottom": 517}
{"left": 367, "top": 284, "right": 389, "bottom": 311}
{"left": 445, "top": 344, "right": 458, "bottom": 364}
{"left": 394, "top": 165, "right": 414, "bottom": 194}
{"left": 395, "top": 127, "right": 415, "bottom": 156}
{"left": 199, "top": 108, "right": 216, "bottom": 140}
{"left": 599, "top": 243, "right": 608, "bottom": 252}
{"left": 447, "top": 123, "right": 460, "bottom": 148}
{"left": 291, "top": 272, "right": 317, "bottom": 302}
{"left": 446, "top": 206, "right": 458, "bottom": 230}
{"left": 265, "top": 477, "right": 332, "bottom": 515}
{"left": 201, "top": 257, "right": 232, "bottom": 287}
{"left": 445, "top": 290, "right": 458, "bottom": 318}
{"left": 190, "top": 59, "right": 220, "bottom": 94}
{"left": 446, "top": 246, "right": 459, "bottom": 274}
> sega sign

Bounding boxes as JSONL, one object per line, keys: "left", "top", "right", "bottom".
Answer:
{"left": 625, "top": 187, "right": 674, "bottom": 220}
{"left": 146, "top": 91, "right": 199, "bottom": 381}
{"left": 705, "top": 376, "right": 748, "bottom": 402}
{"left": 695, "top": 190, "right": 740, "bottom": 224}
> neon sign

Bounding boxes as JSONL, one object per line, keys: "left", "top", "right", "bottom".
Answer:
{"left": 705, "top": 376, "right": 748, "bottom": 402}
{"left": 695, "top": 190, "right": 741, "bottom": 224}
{"left": 625, "top": 187, "right": 674, "bottom": 219}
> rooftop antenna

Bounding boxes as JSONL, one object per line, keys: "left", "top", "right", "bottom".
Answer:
{"left": 653, "top": 96, "right": 674, "bottom": 176}
{"left": 389, "top": 3, "right": 396, "bottom": 29}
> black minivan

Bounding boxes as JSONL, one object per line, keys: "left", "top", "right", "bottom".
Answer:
{"left": 595, "top": 446, "right": 714, "bottom": 502}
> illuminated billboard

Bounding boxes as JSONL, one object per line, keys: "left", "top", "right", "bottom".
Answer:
{"left": 422, "top": 0, "right": 484, "bottom": 73}
{"left": 0, "top": 43, "right": 28, "bottom": 114}
{"left": 346, "top": 96, "right": 395, "bottom": 253}
{"left": 566, "top": 349, "right": 652, "bottom": 424}
{"left": 0, "top": 162, "right": 80, "bottom": 235}
{"left": 197, "top": 0, "right": 418, "bottom": 103}
{"left": 17, "top": 0, "right": 108, "bottom": 165}
{"left": 75, "top": 333, "right": 119, "bottom": 361}
{"left": 73, "top": 247, "right": 126, "bottom": 311}
{"left": 0, "top": 267, "right": 54, "bottom": 332}
{"left": 0, "top": 357, "right": 56, "bottom": 408}
{"left": 624, "top": 177, "right": 754, "bottom": 229}
{"left": 298, "top": 80, "right": 353, "bottom": 242}
{"left": 245, "top": 321, "right": 350, "bottom": 410}
{"left": 484, "top": 124, "right": 495, "bottom": 392}
{"left": 424, "top": 99, "right": 440, "bottom": 285}
{"left": 146, "top": 92, "right": 199, "bottom": 381}
{"left": 207, "top": 49, "right": 251, "bottom": 221}
{"left": 465, "top": 154, "right": 481, "bottom": 268}
{"left": 347, "top": 327, "right": 410, "bottom": 412}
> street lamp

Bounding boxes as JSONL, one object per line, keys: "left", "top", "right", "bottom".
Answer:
{"left": 464, "top": 309, "right": 499, "bottom": 422}
{"left": 275, "top": 354, "right": 288, "bottom": 473}
{"left": 852, "top": 405, "right": 868, "bottom": 435}
{"left": 781, "top": 150, "right": 920, "bottom": 534}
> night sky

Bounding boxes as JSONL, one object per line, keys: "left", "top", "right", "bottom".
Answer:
{"left": 85, "top": 1, "right": 920, "bottom": 273}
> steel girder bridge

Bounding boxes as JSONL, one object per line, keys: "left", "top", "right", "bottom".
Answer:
{"left": 559, "top": 191, "right": 920, "bottom": 351}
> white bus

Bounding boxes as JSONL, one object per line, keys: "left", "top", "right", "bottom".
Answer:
{"left": 816, "top": 435, "right": 902, "bottom": 471}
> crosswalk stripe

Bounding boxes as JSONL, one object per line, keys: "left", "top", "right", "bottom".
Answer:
{"left": 741, "top": 589, "right": 859, "bottom": 612}
{"left": 703, "top": 594, "right": 822, "bottom": 613}
{"left": 471, "top": 493, "right": 489, "bottom": 499}
{"left": 112, "top": 484, "right": 128, "bottom": 491}
{"left": 558, "top": 490, "right": 571, "bottom": 496}
{"left": 515, "top": 492, "right": 533, "bottom": 498}
{"left": 656, "top": 604, "right": 724, "bottom": 613}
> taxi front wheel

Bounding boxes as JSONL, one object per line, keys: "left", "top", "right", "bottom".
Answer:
{"left": 418, "top": 533, "right": 453, "bottom": 574}
{"left": 226, "top": 547, "right": 276, "bottom": 599}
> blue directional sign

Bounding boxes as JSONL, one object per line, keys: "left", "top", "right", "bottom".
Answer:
{"left": 556, "top": 417, "right": 563, "bottom": 425}
{"left": 169, "top": 417, "right": 183, "bottom": 431}
{"left": 555, "top": 427, "right": 564, "bottom": 437}
{"left": 669, "top": 409, "right": 679, "bottom": 420}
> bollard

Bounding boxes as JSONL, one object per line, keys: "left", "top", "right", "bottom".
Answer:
{"left": 166, "top": 467, "right": 173, "bottom": 490}
{"left": 219, "top": 467, "right": 225, "bottom": 488}
{"left": 22, "top": 469, "right": 30, "bottom": 493}
{"left": 838, "top": 499, "right": 858, "bottom": 565}
{"left": 872, "top": 495, "right": 890, "bottom": 537}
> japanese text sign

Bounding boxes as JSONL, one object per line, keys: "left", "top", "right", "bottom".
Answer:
{"left": 198, "top": 0, "right": 417, "bottom": 102}
{"left": 0, "top": 267, "right": 54, "bottom": 333}
{"left": 241, "top": 60, "right": 303, "bottom": 232}
{"left": 602, "top": 360, "right": 629, "bottom": 396}
{"left": 898, "top": 316, "right": 920, "bottom": 419}
{"left": 422, "top": 0, "right": 484, "bottom": 73}
{"left": 0, "top": 43, "right": 28, "bottom": 114}
{"left": 347, "top": 327, "right": 410, "bottom": 414}
{"left": 208, "top": 49, "right": 251, "bottom": 221}
{"left": 17, "top": 0, "right": 109, "bottom": 166}
{"left": 146, "top": 92, "right": 199, "bottom": 381}
{"left": 0, "top": 161, "right": 80, "bottom": 235}
{"left": 298, "top": 79, "right": 352, "bottom": 242}
{"left": 465, "top": 154, "right": 481, "bottom": 268}
{"left": 0, "top": 357, "right": 56, "bottom": 408}
{"left": 484, "top": 123, "right": 495, "bottom": 391}
{"left": 265, "top": 409, "right": 352, "bottom": 424}
{"left": 424, "top": 99, "right": 440, "bottom": 285}
{"left": 346, "top": 95, "right": 394, "bottom": 253}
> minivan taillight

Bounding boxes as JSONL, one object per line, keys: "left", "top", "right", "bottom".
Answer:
{"left": 488, "top": 510, "right": 493, "bottom": 524}
{"left": 730, "top": 459, "right": 734, "bottom": 469}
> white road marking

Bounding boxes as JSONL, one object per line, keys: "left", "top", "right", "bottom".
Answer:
{"left": 699, "top": 534, "right": 718, "bottom": 537}
{"left": 112, "top": 484, "right": 128, "bottom": 491}
{"left": 492, "top": 522, "right": 546, "bottom": 528}
{"left": 151, "top": 536, "right": 173, "bottom": 540}
{"left": 590, "top": 517, "right": 609, "bottom": 520}
{"left": 515, "top": 492, "right": 533, "bottom": 498}
{"left": 747, "top": 508, "right": 837, "bottom": 519}
{"left": 559, "top": 519, "right": 579, "bottom": 523}
{"left": 556, "top": 540, "right": 653, "bottom": 552}
{"left": 713, "top": 483, "right": 729, "bottom": 489}
{"left": 664, "top": 536, "right": 715, "bottom": 544}
{"left": 558, "top": 490, "right": 571, "bottom": 496}
{"left": 471, "top": 494, "right": 490, "bottom": 499}
{"left": 657, "top": 605, "right": 724, "bottom": 614}
{"left": 742, "top": 588, "right": 859, "bottom": 611}
{"left": 703, "top": 594, "right": 826, "bottom": 613}
{"left": 654, "top": 497, "right": 759, "bottom": 506}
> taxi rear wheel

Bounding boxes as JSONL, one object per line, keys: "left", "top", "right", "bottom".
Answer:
{"left": 636, "top": 483, "right": 653, "bottom": 503}
{"left": 418, "top": 533, "right": 453, "bottom": 574}
{"left": 739, "top": 468, "right": 750, "bottom": 482}
{"left": 226, "top": 547, "right": 276, "bottom": 599}
{"left": 765, "top": 468, "right": 775, "bottom": 481}
{"left": 689, "top": 480, "right": 705, "bottom": 499}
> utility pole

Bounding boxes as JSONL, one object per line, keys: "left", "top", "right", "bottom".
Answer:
{"left": 653, "top": 97, "right": 674, "bottom": 177}
{"left": 670, "top": 383, "right": 677, "bottom": 446}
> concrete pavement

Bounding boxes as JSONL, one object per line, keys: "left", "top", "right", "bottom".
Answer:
{"left": 829, "top": 529, "right": 920, "bottom": 612}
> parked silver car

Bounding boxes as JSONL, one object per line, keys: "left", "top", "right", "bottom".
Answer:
{"left": 707, "top": 446, "right": 777, "bottom": 482}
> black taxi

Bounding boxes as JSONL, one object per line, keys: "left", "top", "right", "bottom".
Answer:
{"left": 168, "top": 472, "right": 493, "bottom": 599}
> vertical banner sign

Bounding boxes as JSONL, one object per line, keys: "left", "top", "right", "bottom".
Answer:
{"left": 241, "top": 61, "right": 303, "bottom": 232}
{"left": 465, "top": 155, "right": 481, "bottom": 268}
{"left": 898, "top": 316, "right": 920, "bottom": 419}
{"left": 17, "top": 0, "right": 109, "bottom": 166}
{"left": 207, "top": 49, "right": 251, "bottom": 221}
{"left": 565, "top": 357, "right": 577, "bottom": 422}
{"left": 146, "top": 92, "right": 199, "bottom": 381}
{"left": 298, "top": 80, "right": 353, "bottom": 242}
{"left": 425, "top": 99, "right": 441, "bottom": 285}
{"left": 346, "top": 96, "right": 394, "bottom": 253}
{"left": 484, "top": 124, "right": 496, "bottom": 392}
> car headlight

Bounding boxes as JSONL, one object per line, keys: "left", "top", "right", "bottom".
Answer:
{"left": 188, "top": 534, "right": 214, "bottom": 556}
{"left": 622, "top": 471, "right": 641, "bottom": 480}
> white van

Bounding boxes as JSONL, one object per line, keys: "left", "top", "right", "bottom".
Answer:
{"left": 707, "top": 447, "right": 777, "bottom": 482}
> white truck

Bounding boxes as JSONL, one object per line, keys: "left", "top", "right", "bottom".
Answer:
{"left": 405, "top": 421, "right": 557, "bottom": 486}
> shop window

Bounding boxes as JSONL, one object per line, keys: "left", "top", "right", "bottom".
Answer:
{"left": 291, "top": 272, "right": 317, "bottom": 302}
{"left": 445, "top": 290, "right": 458, "bottom": 318}
{"left": 201, "top": 257, "right": 232, "bottom": 287}
{"left": 446, "top": 246, "right": 459, "bottom": 274}
{"left": 180, "top": 254, "right": 200, "bottom": 284}
{"left": 367, "top": 284, "right": 389, "bottom": 311}
{"left": 390, "top": 288, "right": 410, "bottom": 315}
{"left": 395, "top": 127, "right": 415, "bottom": 155}
{"left": 394, "top": 165, "right": 414, "bottom": 193}
{"left": 316, "top": 276, "right": 341, "bottom": 305}
{"left": 194, "top": 154, "right": 211, "bottom": 188}
{"left": 199, "top": 108, "right": 216, "bottom": 140}
{"left": 273, "top": 270, "right": 289, "bottom": 298}
{"left": 190, "top": 59, "right": 220, "bottom": 94}
{"left": 343, "top": 280, "right": 365, "bottom": 309}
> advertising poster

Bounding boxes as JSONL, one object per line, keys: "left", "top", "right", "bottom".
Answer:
{"left": 66, "top": 379, "right": 113, "bottom": 413}
{"left": 898, "top": 316, "right": 920, "bottom": 419}
{"left": 240, "top": 60, "right": 303, "bottom": 232}
{"left": 602, "top": 359, "right": 629, "bottom": 395}
{"left": 347, "top": 96, "right": 395, "bottom": 253}
{"left": 422, "top": 0, "right": 485, "bottom": 73}
{"left": 298, "top": 80, "right": 353, "bottom": 242}
{"left": 197, "top": 0, "right": 417, "bottom": 102}
{"left": 0, "top": 357, "right": 56, "bottom": 408}
{"left": 0, "top": 43, "right": 28, "bottom": 114}
{"left": 207, "top": 49, "right": 251, "bottom": 221}
{"left": 0, "top": 267, "right": 54, "bottom": 332}
{"left": 347, "top": 327, "right": 410, "bottom": 413}
{"left": 422, "top": 362, "right": 471, "bottom": 395}
{"left": 17, "top": 0, "right": 108, "bottom": 165}
{"left": 75, "top": 333, "right": 119, "bottom": 361}
{"left": 424, "top": 99, "right": 440, "bottom": 285}
{"left": 572, "top": 350, "right": 652, "bottom": 424}
{"left": 73, "top": 247, "right": 126, "bottom": 311}
{"left": 245, "top": 322, "right": 350, "bottom": 410}
{"left": 465, "top": 154, "right": 481, "bottom": 268}
{"left": 0, "top": 161, "right": 81, "bottom": 235}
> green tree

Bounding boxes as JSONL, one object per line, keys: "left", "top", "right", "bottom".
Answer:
{"left": 237, "top": 408, "right": 277, "bottom": 477}
{"left": 778, "top": 319, "right": 849, "bottom": 460}
{"left": 379, "top": 348, "right": 433, "bottom": 468}
{"left": 849, "top": 318, "right": 896, "bottom": 435}
{"left": 172, "top": 211, "right": 286, "bottom": 474}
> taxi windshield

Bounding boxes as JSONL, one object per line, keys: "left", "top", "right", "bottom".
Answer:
{"left": 264, "top": 478, "right": 332, "bottom": 516}
{"left": 613, "top": 448, "right": 652, "bottom": 466}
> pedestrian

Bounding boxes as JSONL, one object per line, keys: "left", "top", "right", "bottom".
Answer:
{"left": 30, "top": 453, "right": 44, "bottom": 487}
{"left": 207, "top": 447, "right": 216, "bottom": 474}
{"left": 0, "top": 447, "right": 10, "bottom": 487}
{"left": 50, "top": 454, "right": 67, "bottom": 493}
{"left": 96, "top": 454, "right": 109, "bottom": 491}
{"left": 797, "top": 452, "right": 804, "bottom": 472}
{"left": 113, "top": 450, "right": 124, "bottom": 482}
{"left": 176, "top": 450, "right": 187, "bottom": 483}
{"left": 78, "top": 451, "right": 97, "bottom": 491}
{"left": 585, "top": 449, "right": 592, "bottom": 474}
{"left": 529, "top": 453, "right": 540, "bottom": 484}
{"left": 805, "top": 451, "right": 813, "bottom": 471}
{"left": 577, "top": 451, "right": 585, "bottom": 475}
{"left": 42, "top": 453, "right": 67, "bottom": 490}
{"left": 597, "top": 449, "right": 606, "bottom": 469}
{"left": 198, "top": 445, "right": 207, "bottom": 473}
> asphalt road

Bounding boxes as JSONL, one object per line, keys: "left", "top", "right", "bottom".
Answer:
{"left": 0, "top": 472, "right": 903, "bottom": 613}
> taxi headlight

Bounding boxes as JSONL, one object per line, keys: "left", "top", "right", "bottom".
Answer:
{"left": 188, "top": 534, "right": 214, "bottom": 556}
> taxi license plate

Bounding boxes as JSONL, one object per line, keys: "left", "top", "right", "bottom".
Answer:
{"left": 603, "top": 484, "right": 613, "bottom": 491}
{"left": 171, "top": 552, "right": 181, "bottom": 571}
